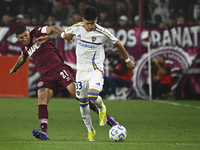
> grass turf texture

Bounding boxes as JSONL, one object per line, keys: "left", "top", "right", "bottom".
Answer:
{"left": 0, "top": 98, "right": 199, "bottom": 150}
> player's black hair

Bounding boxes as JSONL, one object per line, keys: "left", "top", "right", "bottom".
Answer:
{"left": 83, "top": 6, "right": 98, "bottom": 21}
{"left": 15, "top": 25, "right": 27, "bottom": 35}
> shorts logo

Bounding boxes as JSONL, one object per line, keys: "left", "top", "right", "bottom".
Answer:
{"left": 77, "top": 91, "right": 80, "bottom": 96}
{"left": 37, "top": 81, "right": 44, "bottom": 87}
{"left": 92, "top": 37, "right": 96, "bottom": 42}
{"left": 96, "top": 82, "right": 100, "bottom": 86}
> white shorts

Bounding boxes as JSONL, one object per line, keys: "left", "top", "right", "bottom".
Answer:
{"left": 76, "top": 70, "right": 104, "bottom": 98}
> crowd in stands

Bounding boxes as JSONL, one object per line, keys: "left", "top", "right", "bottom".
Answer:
{"left": 1, "top": 0, "right": 200, "bottom": 28}
{"left": 143, "top": 0, "right": 200, "bottom": 29}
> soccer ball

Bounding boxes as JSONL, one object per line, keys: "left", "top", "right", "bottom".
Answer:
{"left": 109, "top": 125, "right": 127, "bottom": 142}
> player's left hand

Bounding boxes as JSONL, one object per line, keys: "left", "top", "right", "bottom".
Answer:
{"left": 10, "top": 68, "right": 17, "bottom": 75}
{"left": 63, "top": 33, "right": 74, "bottom": 44}
{"left": 35, "top": 36, "right": 48, "bottom": 46}
{"left": 126, "top": 60, "right": 135, "bottom": 70}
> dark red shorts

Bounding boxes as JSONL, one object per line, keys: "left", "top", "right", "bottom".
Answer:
{"left": 37, "top": 64, "right": 76, "bottom": 94}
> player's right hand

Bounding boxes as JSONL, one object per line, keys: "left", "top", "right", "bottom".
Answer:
{"left": 126, "top": 60, "right": 135, "bottom": 70}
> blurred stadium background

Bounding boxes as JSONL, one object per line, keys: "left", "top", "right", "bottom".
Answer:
{"left": 0, "top": 0, "right": 200, "bottom": 100}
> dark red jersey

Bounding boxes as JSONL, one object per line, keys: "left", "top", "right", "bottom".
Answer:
{"left": 21, "top": 26, "right": 64, "bottom": 75}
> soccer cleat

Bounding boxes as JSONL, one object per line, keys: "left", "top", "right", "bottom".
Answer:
{"left": 32, "top": 130, "right": 49, "bottom": 140}
{"left": 107, "top": 117, "right": 119, "bottom": 127}
{"left": 99, "top": 106, "right": 107, "bottom": 126}
{"left": 88, "top": 128, "right": 96, "bottom": 141}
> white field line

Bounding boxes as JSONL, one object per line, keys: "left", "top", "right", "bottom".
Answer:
{"left": 154, "top": 100, "right": 200, "bottom": 109}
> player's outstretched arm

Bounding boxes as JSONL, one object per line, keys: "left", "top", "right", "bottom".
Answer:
{"left": 48, "top": 25, "right": 64, "bottom": 35}
{"left": 35, "top": 26, "right": 64, "bottom": 45}
{"left": 35, "top": 26, "right": 74, "bottom": 45}
{"left": 114, "top": 41, "right": 135, "bottom": 70}
{"left": 47, "top": 25, "right": 75, "bottom": 44}
{"left": 10, "top": 54, "right": 28, "bottom": 75}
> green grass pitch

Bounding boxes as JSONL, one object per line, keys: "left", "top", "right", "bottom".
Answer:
{"left": 0, "top": 98, "right": 200, "bottom": 150}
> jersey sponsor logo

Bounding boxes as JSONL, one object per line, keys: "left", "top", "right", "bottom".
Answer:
{"left": 77, "top": 38, "right": 101, "bottom": 45}
{"left": 78, "top": 41, "right": 95, "bottom": 49}
{"left": 27, "top": 44, "right": 41, "bottom": 56}
{"left": 92, "top": 37, "right": 96, "bottom": 42}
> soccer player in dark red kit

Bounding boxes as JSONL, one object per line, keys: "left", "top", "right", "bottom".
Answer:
{"left": 10, "top": 25, "right": 118, "bottom": 140}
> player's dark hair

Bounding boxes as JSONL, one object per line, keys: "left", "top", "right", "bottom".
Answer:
{"left": 83, "top": 6, "right": 98, "bottom": 21}
{"left": 15, "top": 25, "right": 27, "bottom": 35}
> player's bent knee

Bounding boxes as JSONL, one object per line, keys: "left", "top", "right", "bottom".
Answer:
{"left": 87, "top": 92, "right": 102, "bottom": 105}
{"left": 87, "top": 92, "right": 99, "bottom": 101}
{"left": 38, "top": 94, "right": 48, "bottom": 105}
{"left": 38, "top": 97, "right": 48, "bottom": 105}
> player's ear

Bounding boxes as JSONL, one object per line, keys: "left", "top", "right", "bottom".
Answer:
{"left": 28, "top": 28, "right": 30, "bottom": 33}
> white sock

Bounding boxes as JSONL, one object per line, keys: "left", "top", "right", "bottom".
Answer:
{"left": 92, "top": 96, "right": 105, "bottom": 111}
{"left": 80, "top": 104, "right": 93, "bottom": 132}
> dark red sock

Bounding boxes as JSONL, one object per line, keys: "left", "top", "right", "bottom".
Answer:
{"left": 38, "top": 105, "right": 48, "bottom": 133}
{"left": 89, "top": 100, "right": 99, "bottom": 114}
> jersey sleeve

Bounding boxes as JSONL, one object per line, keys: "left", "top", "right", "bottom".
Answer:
{"left": 64, "top": 26, "right": 73, "bottom": 34}
{"left": 104, "top": 29, "right": 118, "bottom": 45}
{"left": 34, "top": 26, "right": 48, "bottom": 36}
{"left": 64, "top": 23, "right": 82, "bottom": 34}
{"left": 41, "top": 26, "right": 48, "bottom": 34}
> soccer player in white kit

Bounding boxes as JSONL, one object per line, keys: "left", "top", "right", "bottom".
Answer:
{"left": 35, "top": 6, "right": 135, "bottom": 141}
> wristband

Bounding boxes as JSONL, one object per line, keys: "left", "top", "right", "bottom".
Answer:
{"left": 61, "top": 32, "right": 65, "bottom": 38}
{"left": 125, "top": 58, "right": 130, "bottom": 63}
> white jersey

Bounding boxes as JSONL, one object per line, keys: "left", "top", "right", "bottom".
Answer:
{"left": 64, "top": 22, "right": 118, "bottom": 71}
